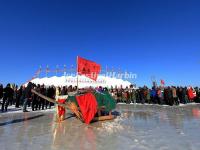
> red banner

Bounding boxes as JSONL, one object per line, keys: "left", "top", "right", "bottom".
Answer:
{"left": 77, "top": 56, "right": 101, "bottom": 81}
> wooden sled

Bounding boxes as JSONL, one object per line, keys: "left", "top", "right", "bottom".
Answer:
{"left": 31, "top": 89, "right": 116, "bottom": 123}
{"left": 93, "top": 115, "right": 115, "bottom": 122}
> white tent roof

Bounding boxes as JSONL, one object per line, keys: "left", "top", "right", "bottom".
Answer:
{"left": 31, "top": 75, "right": 132, "bottom": 88}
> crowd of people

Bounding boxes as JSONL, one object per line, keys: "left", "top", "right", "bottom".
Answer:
{"left": 110, "top": 85, "right": 200, "bottom": 105}
{"left": 0, "top": 83, "right": 200, "bottom": 113}
{"left": 0, "top": 83, "right": 56, "bottom": 112}
{"left": 0, "top": 83, "right": 79, "bottom": 112}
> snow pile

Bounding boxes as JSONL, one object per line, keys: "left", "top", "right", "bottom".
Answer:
{"left": 31, "top": 75, "right": 131, "bottom": 88}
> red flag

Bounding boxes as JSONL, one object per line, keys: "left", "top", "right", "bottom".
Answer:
{"left": 77, "top": 56, "right": 101, "bottom": 81}
{"left": 161, "top": 79, "right": 165, "bottom": 85}
{"left": 76, "top": 93, "right": 98, "bottom": 124}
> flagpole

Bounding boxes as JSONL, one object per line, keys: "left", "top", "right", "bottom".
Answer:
{"left": 77, "top": 56, "right": 79, "bottom": 92}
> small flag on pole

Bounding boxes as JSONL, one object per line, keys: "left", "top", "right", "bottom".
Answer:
{"left": 161, "top": 79, "right": 165, "bottom": 85}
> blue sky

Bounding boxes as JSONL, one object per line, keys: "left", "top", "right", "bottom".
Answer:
{"left": 0, "top": 0, "right": 199, "bottom": 87}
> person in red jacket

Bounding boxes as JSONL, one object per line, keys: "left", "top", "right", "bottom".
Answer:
{"left": 188, "top": 87, "right": 196, "bottom": 102}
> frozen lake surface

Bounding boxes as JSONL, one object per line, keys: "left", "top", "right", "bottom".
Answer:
{"left": 1, "top": 104, "right": 200, "bottom": 150}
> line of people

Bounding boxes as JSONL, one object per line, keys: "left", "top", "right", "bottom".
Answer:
{"left": 110, "top": 85, "right": 200, "bottom": 106}
{"left": 0, "top": 83, "right": 78, "bottom": 112}
{"left": 0, "top": 83, "right": 56, "bottom": 112}
{"left": 1, "top": 83, "right": 200, "bottom": 113}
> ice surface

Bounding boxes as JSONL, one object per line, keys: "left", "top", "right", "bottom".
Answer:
{"left": 1, "top": 104, "right": 200, "bottom": 150}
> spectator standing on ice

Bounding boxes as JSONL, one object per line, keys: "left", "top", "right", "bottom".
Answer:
{"left": 23, "top": 82, "right": 33, "bottom": 112}
{"left": 13, "top": 85, "right": 19, "bottom": 108}
{"left": 177, "top": 87, "right": 182, "bottom": 103}
{"left": 47, "top": 86, "right": 55, "bottom": 109}
{"left": 168, "top": 87, "right": 174, "bottom": 106}
{"left": 143, "top": 86, "right": 148, "bottom": 103}
{"left": 20, "top": 86, "right": 26, "bottom": 106}
{"left": 40, "top": 84, "right": 46, "bottom": 110}
{"left": 35, "top": 84, "right": 42, "bottom": 110}
{"left": 136, "top": 89, "right": 140, "bottom": 103}
{"left": 197, "top": 88, "right": 200, "bottom": 103}
{"left": 1, "top": 84, "right": 13, "bottom": 112}
{"left": 146, "top": 88, "right": 151, "bottom": 104}
{"left": 116, "top": 89, "right": 121, "bottom": 103}
{"left": 194, "top": 87, "right": 200, "bottom": 103}
{"left": 164, "top": 87, "right": 173, "bottom": 106}
{"left": 129, "top": 85, "right": 136, "bottom": 103}
{"left": 150, "top": 87, "right": 157, "bottom": 104}
{"left": 180, "top": 87, "right": 187, "bottom": 104}
{"left": 32, "top": 86, "right": 38, "bottom": 111}
{"left": 157, "top": 87, "right": 164, "bottom": 105}
{"left": 15, "top": 85, "right": 23, "bottom": 108}
{"left": 0, "top": 84, "right": 3, "bottom": 100}
{"left": 172, "top": 86, "right": 179, "bottom": 105}
{"left": 61, "top": 86, "right": 67, "bottom": 95}
{"left": 139, "top": 88, "right": 145, "bottom": 104}
{"left": 0, "top": 84, "right": 3, "bottom": 110}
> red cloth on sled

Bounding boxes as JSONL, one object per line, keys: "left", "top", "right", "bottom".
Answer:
{"left": 58, "top": 99, "right": 66, "bottom": 117}
{"left": 76, "top": 93, "right": 98, "bottom": 124}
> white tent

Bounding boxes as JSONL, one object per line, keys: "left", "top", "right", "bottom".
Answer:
{"left": 31, "top": 75, "right": 132, "bottom": 88}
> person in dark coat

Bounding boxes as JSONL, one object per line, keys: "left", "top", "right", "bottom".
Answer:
{"left": 168, "top": 87, "right": 174, "bottom": 106}
{"left": 157, "top": 87, "right": 164, "bottom": 105}
{"left": 135, "top": 89, "right": 140, "bottom": 103}
{"left": 177, "top": 87, "right": 183, "bottom": 104}
{"left": 46, "top": 86, "right": 55, "bottom": 109}
{"left": 39, "top": 84, "right": 46, "bottom": 110}
{"left": 129, "top": 85, "right": 136, "bottom": 103}
{"left": 194, "top": 87, "right": 200, "bottom": 103}
{"left": 197, "top": 88, "right": 200, "bottom": 103}
{"left": 164, "top": 87, "right": 173, "bottom": 106}
{"left": 61, "top": 86, "right": 67, "bottom": 95}
{"left": 182, "top": 87, "right": 188, "bottom": 104}
{"left": 125, "top": 90, "right": 131, "bottom": 104}
{"left": 22, "top": 82, "right": 33, "bottom": 112}
{"left": 0, "top": 84, "right": 3, "bottom": 100}
{"left": 31, "top": 86, "right": 39, "bottom": 111}
{"left": 15, "top": 85, "right": 21, "bottom": 108}
{"left": 172, "top": 86, "right": 179, "bottom": 105}
{"left": 116, "top": 89, "right": 122, "bottom": 103}
{"left": 35, "top": 84, "right": 41, "bottom": 110}
{"left": 50, "top": 86, "right": 55, "bottom": 107}
{"left": 20, "top": 86, "right": 26, "bottom": 106}
{"left": 139, "top": 88, "right": 145, "bottom": 104}
{"left": 150, "top": 87, "right": 157, "bottom": 104}
{"left": 17, "top": 86, "right": 23, "bottom": 107}
{"left": 1, "top": 83, "right": 14, "bottom": 112}
{"left": 32, "top": 84, "right": 41, "bottom": 110}
{"left": 0, "top": 84, "right": 3, "bottom": 109}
